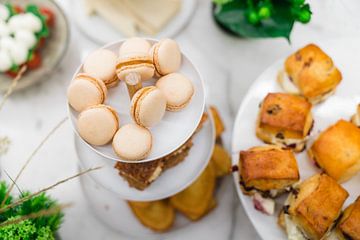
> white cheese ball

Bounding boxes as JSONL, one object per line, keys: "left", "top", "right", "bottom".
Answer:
{"left": 8, "top": 41, "right": 28, "bottom": 65}
{"left": 0, "top": 50, "right": 12, "bottom": 72}
{"left": 8, "top": 14, "right": 25, "bottom": 32}
{"left": 0, "top": 20, "right": 10, "bottom": 37}
{"left": 23, "top": 13, "right": 42, "bottom": 32}
{"left": 0, "top": 36, "right": 17, "bottom": 50}
{"left": 0, "top": 4, "right": 10, "bottom": 21}
{"left": 14, "top": 29, "right": 36, "bottom": 49}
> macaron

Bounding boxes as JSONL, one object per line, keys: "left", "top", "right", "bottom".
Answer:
{"left": 130, "top": 86, "right": 166, "bottom": 128}
{"left": 150, "top": 38, "right": 181, "bottom": 76}
{"left": 83, "top": 49, "right": 119, "bottom": 88}
{"left": 116, "top": 53, "right": 154, "bottom": 81}
{"left": 119, "top": 37, "right": 151, "bottom": 56}
{"left": 77, "top": 105, "right": 119, "bottom": 146}
{"left": 156, "top": 73, "right": 194, "bottom": 111}
{"left": 112, "top": 124, "right": 152, "bottom": 161}
{"left": 67, "top": 73, "right": 107, "bottom": 112}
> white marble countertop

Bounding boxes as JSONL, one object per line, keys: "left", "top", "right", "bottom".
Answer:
{"left": 1, "top": 0, "right": 359, "bottom": 239}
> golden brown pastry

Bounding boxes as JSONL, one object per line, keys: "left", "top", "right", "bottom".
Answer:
{"left": 283, "top": 174, "right": 348, "bottom": 240}
{"left": 336, "top": 197, "right": 360, "bottom": 240}
{"left": 351, "top": 104, "right": 360, "bottom": 127}
{"left": 308, "top": 120, "right": 360, "bottom": 183}
{"left": 278, "top": 44, "right": 342, "bottom": 104}
{"left": 256, "top": 93, "right": 313, "bottom": 152}
{"left": 239, "top": 145, "right": 299, "bottom": 215}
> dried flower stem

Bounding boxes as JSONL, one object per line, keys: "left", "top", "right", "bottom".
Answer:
{"left": 0, "top": 65, "right": 27, "bottom": 112}
{"left": 1, "top": 116, "right": 69, "bottom": 207}
{"left": 0, "top": 166, "right": 102, "bottom": 214}
{"left": 0, "top": 203, "right": 72, "bottom": 228}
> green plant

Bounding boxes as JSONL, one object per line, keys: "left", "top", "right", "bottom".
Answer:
{"left": 0, "top": 182, "right": 63, "bottom": 239}
{"left": 213, "top": 0, "right": 312, "bottom": 40}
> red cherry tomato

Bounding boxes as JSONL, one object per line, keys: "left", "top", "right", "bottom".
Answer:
{"left": 40, "top": 7, "right": 55, "bottom": 27}
{"left": 27, "top": 52, "right": 42, "bottom": 70}
{"left": 14, "top": 5, "right": 23, "bottom": 13}
{"left": 5, "top": 70, "right": 19, "bottom": 78}
{"left": 37, "top": 37, "right": 46, "bottom": 49}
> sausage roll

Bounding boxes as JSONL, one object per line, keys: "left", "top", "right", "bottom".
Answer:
{"left": 278, "top": 44, "right": 342, "bottom": 104}
{"left": 282, "top": 174, "right": 348, "bottom": 240}
{"left": 239, "top": 145, "right": 300, "bottom": 215}
{"left": 351, "top": 104, "right": 360, "bottom": 127}
{"left": 308, "top": 120, "right": 360, "bottom": 182}
{"left": 256, "top": 93, "right": 313, "bottom": 152}
{"left": 337, "top": 197, "right": 360, "bottom": 240}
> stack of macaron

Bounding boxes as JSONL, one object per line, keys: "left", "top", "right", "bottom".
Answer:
{"left": 67, "top": 37, "right": 195, "bottom": 161}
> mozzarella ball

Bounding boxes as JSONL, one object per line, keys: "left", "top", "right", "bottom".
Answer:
{"left": 23, "top": 13, "right": 42, "bottom": 32}
{"left": 8, "top": 41, "right": 28, "bottom": 65}
{"left": 0, "top": 20, "right": 10, "bottom": 37}
{"left": 14, "top": 29, "right": 36, "bottom": 49}
{"left": 8, "top": 14, "right": 25, "bottom": 32}
{"left": 0, "top": 4, "right": 10, "bottom": 21}
{"left": 0, "top": 36, "right": 17, "bottom": 51}
{"left": 0, "top": 50, "right": 12, "bottom": 72}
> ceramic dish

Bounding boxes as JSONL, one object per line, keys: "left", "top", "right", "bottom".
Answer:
{"left": 231, "top": 39, "right": 360, "bottom": 240}
{"left": 75, "top": 106, "right": 214, "bottom": 201}
{"left": 72, "top": 0, "right": 196, "bottom": 44}
{"left": 68, "top": 39, "right": 205, "bottom": 163}
{"left": 0, "top": 0, "right": 69, "bottom": 91}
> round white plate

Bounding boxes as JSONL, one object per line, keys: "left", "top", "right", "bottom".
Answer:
{"left": 75, "top": 107, "right": 214, "bottom": 201}
{"left": 68, "top": 39, "right": 205, "bottom": 163}
{"left": 231, "top": 39, "right": 360, "bottom": 240}
{"left": 0, "top": 0, "right": 69, "bottom": 92}
{"left": 72, "top": 0, "right": 197, "bottom": 45}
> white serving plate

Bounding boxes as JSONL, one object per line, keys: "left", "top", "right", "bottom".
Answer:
{"left": 231, "top": 39, "right": 360, "bottom": 240}
{"left": 68, "top": 39, "right": 205, "bottom": 163}
{"left": 72, "top": 0, "right": 197, "bottom": 45}
{"left": 75, "top": 107, "right": 214, "bottom": 201}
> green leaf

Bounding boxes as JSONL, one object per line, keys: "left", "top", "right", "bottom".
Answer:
{"left": 212, "top": 0, "right": 233, "bottom": 5}
{"left": 25, "top": 5, "right": 49, "bottom": 39}
{"left": 214, "top": 0, "right": 302, "bottom": 40}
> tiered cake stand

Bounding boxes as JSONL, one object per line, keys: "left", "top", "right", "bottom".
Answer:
{"left": 69, "top": 39, "right": 215, "bottom": 236}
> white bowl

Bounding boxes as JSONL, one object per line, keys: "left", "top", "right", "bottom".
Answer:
{"left": 231, "top": 39, "right": 360, "bottom": 240}
{"left": 68, "top": 39, "right": 205, "bottom": 163}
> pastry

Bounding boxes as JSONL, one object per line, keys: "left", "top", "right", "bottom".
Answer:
{"left": 239, "top": 145, "right": 299, "bottom": 215}
{"left": 211, "top": 144, "right": 231, "bottom": 177}
{"left": 118, "top": 37, "right": 151, "bottom": 56}
{"left": 116, "top": 52, "right": 154, "bottom": 82}
{"left": 130, "top": 86, "right": 166, "bottom": 128}
{"left": 150, "top": 38, "right": 181, "bottom": 76}
{"left": 114, "top": 137, "right": 193, "bottom": 190}
{"left": 67, "top": 73, "right": 107, "bottom": 112}
{"left": 83, "top": 49, "right": 119, "bottom": 88}
{"left": 282, "top": 173, "right": 348, "bottom": 240}
{"left": 308, "top": 120, "right": 360, "bottom": 182}
{"left": 128, "top": 200, "right": 175, "bottom": 232}
{"left": 209, "top": 106, "right": 225, "bottom": 138}
{"left": 112, "top": 124, "right": 152, "bottom": 161}
{"left": 77, "top": 105, "right": 119, "bottom": 146}
{"left": 334, "top": 197, "right": 360, "bottom": 240}
{"left": 256, "top": 93, "right": 313, "bottom": 152}
{"left": 156, "top": 73, "right": 194, "bottom": 111}
{"left": 170, "top": 163, "right": 216, "bottom": 221}
{"left": 351, "top": 104, "right": 360, "bottom": 127}
{"left": 278, "top": 44, "right": 342, "bottom": 104}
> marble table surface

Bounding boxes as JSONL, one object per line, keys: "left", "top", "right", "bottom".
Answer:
{"left": 1, "top": 0, "right": 359, "bottom": 239}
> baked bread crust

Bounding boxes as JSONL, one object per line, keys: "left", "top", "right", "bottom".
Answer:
{"left": 338, "top": 197, "right": 360, "bottom": 240}
{"left": 283, "top": 44, "right": 342, "bottom": 103}
{"left": 256, "top": 93, "right": 313, "bottom": 152}
{"left": 239, "top": 145, "right": 299, "bottom": 194}
{"left": 288, "top": 174, "right": 348, "bottom": 240}
{"left": 308, "top": 120, "right": 360, "bottom": 182}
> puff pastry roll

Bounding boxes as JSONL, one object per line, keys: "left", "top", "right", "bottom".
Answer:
{"left": 283, "top": 174, "right": 348, "bottom": 240}
{"left": 308, "top": 120, "right": 360, "bottom": 182}
{"left": 278, "top": 44, "right": 342, "bottom": 104}
{"left": 256, "top": 93, "right": 313, "bottom": 152}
